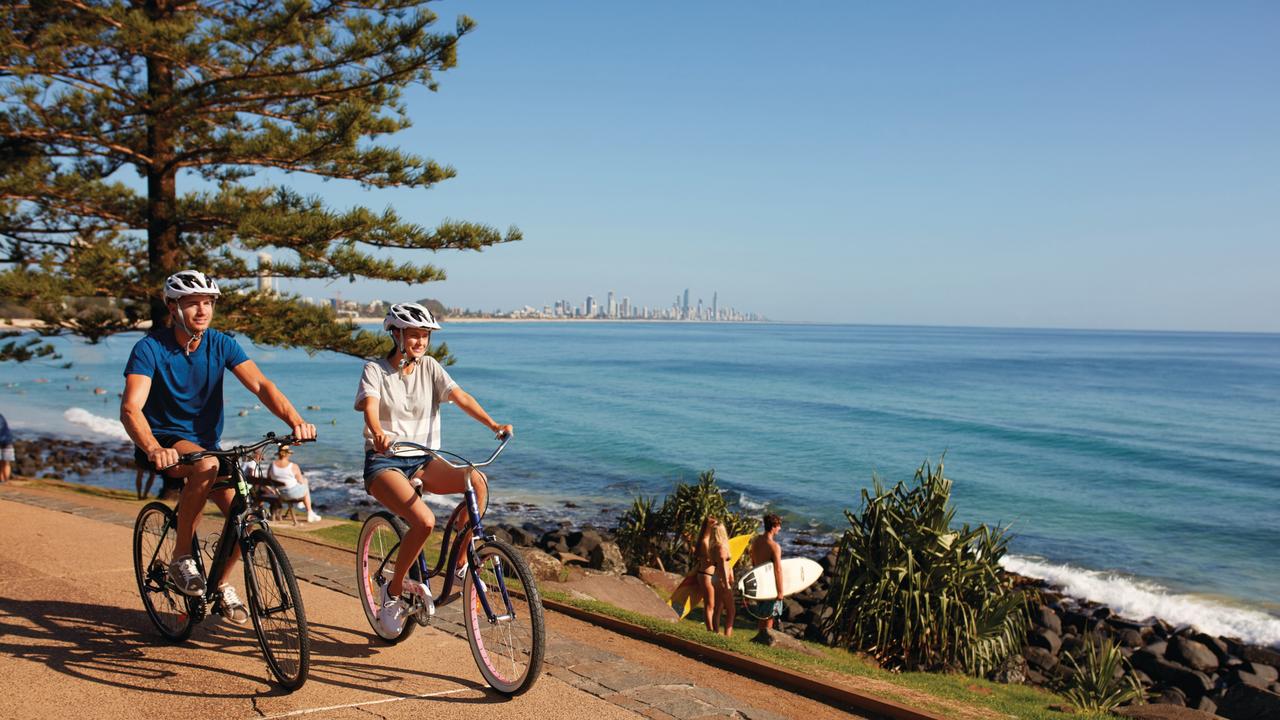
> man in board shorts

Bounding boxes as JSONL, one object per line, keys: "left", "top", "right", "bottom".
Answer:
{"left": 121, "top": 270, "right": 316, "bottom": 624}
{"left": 748, "top": 513, "right": 786, "bottom": 641}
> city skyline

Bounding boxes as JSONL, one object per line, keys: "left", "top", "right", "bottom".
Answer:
{"left": 451, "top": 287, "right": 763, "bottom": 321}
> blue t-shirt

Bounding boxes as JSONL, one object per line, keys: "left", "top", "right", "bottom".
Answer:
{"left": 0, "top": 414, "right": 11, "bottom": 446}
{"left": 123, "top": 328, "right": 250, "bottom": 447}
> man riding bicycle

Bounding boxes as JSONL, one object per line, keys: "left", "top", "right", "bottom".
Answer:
{"left": 120, "top": 270, "right": 316, "bottom": 624}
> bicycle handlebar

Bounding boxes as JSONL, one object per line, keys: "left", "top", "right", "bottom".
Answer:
{"left": 168, "top": 432, "right": 314, "bottom": 468}
{"left": 388, "top": 432, "right": 510, "bottom": 470}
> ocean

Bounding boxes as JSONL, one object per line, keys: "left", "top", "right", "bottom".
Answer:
{"left": 2, "top": 322, "right": 1278, "bottom": 646}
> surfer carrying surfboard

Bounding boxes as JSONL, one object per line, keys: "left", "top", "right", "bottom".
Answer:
{"left": 748, "top": 513, "right": 786, "bottom": 636}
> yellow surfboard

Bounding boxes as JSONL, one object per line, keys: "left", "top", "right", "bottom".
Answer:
{"left": 669, "top": 533, "right": 753, "bottom": 619}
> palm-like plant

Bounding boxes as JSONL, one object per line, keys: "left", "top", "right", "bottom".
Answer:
{"left": 614, "top": 469, "right": 757, "bottom": 573}
{"left": 823, "top": 458, "right": 1028, "bottom": 674}
{"left": 1059, "top": 635, "right": 1146, "bottom": 714}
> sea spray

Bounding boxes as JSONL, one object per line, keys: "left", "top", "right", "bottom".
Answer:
{"left": 63, "top": 407, "right": 130, "bottom": 442}
{"left": 1002, "top": 554, "right": 1280, "bottom": 648}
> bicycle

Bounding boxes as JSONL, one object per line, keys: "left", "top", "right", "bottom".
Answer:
{"left": 132, "top": 432, "right": 312, "bottom": 691}
{"left": 355, "top": 434, "right": 546, "bottom": 696}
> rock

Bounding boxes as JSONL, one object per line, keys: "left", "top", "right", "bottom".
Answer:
{"left": 1115, "top": 704, "right": 1225, "bottom": 719}
{"left": 1035, "top": 604, "right": 1063, "bottom": 634}
{"left": 1194, "top": 696, "right": 1217, "bottom": 716}
{"left": 1024, "top": 646, "right": 1059, "bottom": 672}
{"left": 507, "top": 526, "right": 537, "bottom": 547}
{"left": 988, "top": 652, "right": 1028, "bottom": 685}
{"left": 1146, "top": 641, "right": 1170, "bottom": 658}
{"left": 1239, "top": 645, "right": 1280, "bottom": 669}
{"left": 1028, "top": 628, "right": 1062, "bottom": 655}
{"left": 1119, "top": 629, "right": 1147, "bottom": 648}
{"left": 1168, "top": 637, "right": 1221, "bottom": 674}
{"left": 1154, "top": 686, "right": 1188, "bottom": 706}
{"left": 636, "top": 566, "right": 683, "bottom": 595}
{"left": 587, "top": 542, "right": 625, "bottom": 573}
{"left": 519, "top": 548, "right": 564, "bottom": 582}
{"left": 568, "top": 529, "right": 603, "bottom": 556}
{"left": 1191, "top": 633, "right": 1231, "bottom": 665}
{"left": 1132, "top": 652, "right": 1214, "bottom": 705}
{"left": 1025, "top": 668, "right": 1047, "bottom": 687}
{"left": 554, "top": 550, "right": 590, "bottom": 567}
{"left": 1233, "top": 670, "right": 1272, "bottom": 689}
{"left": 1216, "top": 683, "right": 1280, "bottom": 720}
{"left": 1244, "top": 662, "right": 1278, "bottom": 683}
{"left": 488, "top": 526, "right": 513, "bottom": 546}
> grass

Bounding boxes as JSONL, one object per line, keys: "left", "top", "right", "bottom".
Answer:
{"left": 540, "top": 588, "right": 1079, "bottom": 720}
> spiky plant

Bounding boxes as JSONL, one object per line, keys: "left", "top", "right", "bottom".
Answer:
{"left": 615, "top": 495, "right": 663, "bottom": 572}
{"left": 1059, "top": 635, "right": 1147, "bottom": 714}
{"left": 822, "top": 458, "right": 1028, "bottom": 674}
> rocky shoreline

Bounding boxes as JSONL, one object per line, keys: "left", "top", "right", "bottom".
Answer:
{"left": 12, "top": 434, "right": 1280, "bottom": 718}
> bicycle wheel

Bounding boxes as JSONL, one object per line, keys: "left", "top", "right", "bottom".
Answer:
{"left": 132, "top": 501, "right": 195, "bottom": 642}
{"left": 356, "top": 511, "right": 417, "bottom": 642}
{"left": 243, "top": 528, "right": 310, "bottom": 691}
{"left": 463, "top": 539, "right": 545, "bottom": 695}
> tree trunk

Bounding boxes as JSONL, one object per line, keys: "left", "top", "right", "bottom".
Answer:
{"left": 145, "top": 0, "right": 178, "bottom": 326}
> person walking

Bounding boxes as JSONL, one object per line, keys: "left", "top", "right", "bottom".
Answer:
{"left": 748, "top": 513, "right": 786, "bottom": 641}
{"left": 696, "top": 516, "right": 736, "bottom": 636}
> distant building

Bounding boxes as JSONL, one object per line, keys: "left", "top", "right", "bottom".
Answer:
{"left": 256, "top": 252, "right": 274, "bottom": 295}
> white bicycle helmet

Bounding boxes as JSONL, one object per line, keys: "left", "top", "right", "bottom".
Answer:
{"left": 384, "top": 302, "right": 441, "bottom": 332}
{"left": 163, "top": 270, "right": 221, "bottom": 300}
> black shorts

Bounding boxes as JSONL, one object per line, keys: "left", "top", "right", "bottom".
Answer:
{"left": 134, "top": 435, "right": 231, "bottom": 478}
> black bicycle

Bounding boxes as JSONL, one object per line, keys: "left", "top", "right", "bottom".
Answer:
{"left": 355, "top": 435, "right": 545, "bottom": 696}
{"left": 132, "top": 432, "right": 312, "bottom": 691}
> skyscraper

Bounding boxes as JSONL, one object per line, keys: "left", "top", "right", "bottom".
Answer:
{"left": 607, "top": 290, "right": 616, "bottom": 319}
{"left": 712, "top": 292, "right": 718, "bottom": 321}
{"left": 682, "top": 288, "right": 690, "bottom": 317}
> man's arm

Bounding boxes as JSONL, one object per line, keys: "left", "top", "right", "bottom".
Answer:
{"left": 121, "top": 374, "right": 178, "bottom": 469}
{"left": 771, "top": 539, "right": 785, "bottom": 600}
{"left": 230, "top": 360, "right": 316, "bottom": 440}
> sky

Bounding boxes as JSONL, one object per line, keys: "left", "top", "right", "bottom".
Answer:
{"left": 275, "top": 1, "right": 1280, "bottom": 331}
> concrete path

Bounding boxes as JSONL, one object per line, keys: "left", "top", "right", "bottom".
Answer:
{"left": 0, "top": 485, "right": 869, "bottom": 720}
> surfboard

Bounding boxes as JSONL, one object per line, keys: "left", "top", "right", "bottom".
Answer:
{"left": 737, "top": 557, "right": 823, "bottom": 600}
{"left": 668, "top": 533, "right": 753, "bottom": 619}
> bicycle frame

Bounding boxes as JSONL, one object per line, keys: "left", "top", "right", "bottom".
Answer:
{"left": 376, "top": 437, "right": 517, "bottom": 623}
{"left": 142, "top": 434, "right": 298, "bottom": 613}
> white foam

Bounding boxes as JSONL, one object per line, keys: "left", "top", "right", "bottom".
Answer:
{"left": 63, "top": 407, "right": 131, "bottom": 442}
{"left": 1002, "top": 555, "right": 1280, "bottom": 648}
{"left": 734, "top": 491, "right": 767, "bottom": 512}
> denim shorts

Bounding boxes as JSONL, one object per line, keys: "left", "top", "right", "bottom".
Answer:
{"left": 362, "top": 451, "right": 430, "bottom": 493}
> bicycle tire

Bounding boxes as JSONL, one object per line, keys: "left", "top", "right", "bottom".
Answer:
{"left": 463, "top": 539, "right": 545, "bottom": 695}
{"left": 356, "top": 511, "right": 419, "bottom": 642}
{"left": 243, "top": 528, "right": 310, "bottom": 691}
{"left": 132, "top": 501, "right": 195, "bottom": 642}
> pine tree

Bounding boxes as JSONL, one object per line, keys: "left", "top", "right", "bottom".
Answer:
{"left": 0, "top": 0, "right": 518, "bottom": 363}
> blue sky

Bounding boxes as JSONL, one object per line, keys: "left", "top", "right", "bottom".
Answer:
{"left": 278, "top": 1, "right": 1279, "bottom": 331}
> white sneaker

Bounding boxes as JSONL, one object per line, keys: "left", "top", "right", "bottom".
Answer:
{"left": 401, "top": 577, "right": 436, "bottom": 618}
{"left": 167, "top": 555, "right": 206, "bottom": 597}
{"left": 377, "top": 582, "right": 408, "bottom": 636}
{"left": 216, "top": 584, "right": 250, "bottom": 625}
{"left": 306, "top": 511, "right": 322, "bottom": 523}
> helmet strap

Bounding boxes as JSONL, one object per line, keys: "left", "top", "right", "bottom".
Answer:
{"left": 171, "top": 300, "right": 204, "bottom": 355}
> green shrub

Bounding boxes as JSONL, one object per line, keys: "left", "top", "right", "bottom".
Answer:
{"left": 1059, "top": 635, "right": 1146, "bottom": 714}
{"left": 615, "top": 469, "right": 757, "bottom": 573}
{"left": 823, "top": 458, "right": 1027, "bottom": 675}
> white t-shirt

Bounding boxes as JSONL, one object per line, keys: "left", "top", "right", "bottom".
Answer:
{"left": 355, "top": 357, "right": 457, "bottom": 456}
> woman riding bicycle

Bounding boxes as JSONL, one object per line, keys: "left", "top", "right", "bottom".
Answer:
{"left": 355, "top": 302, "right": 512, "bottom": 636}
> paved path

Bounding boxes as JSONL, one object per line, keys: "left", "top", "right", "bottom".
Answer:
{"left": 0, "top": 485, "right": 868, "bottom": 720}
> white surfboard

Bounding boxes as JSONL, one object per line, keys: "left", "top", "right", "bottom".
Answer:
{"left": 737, "top": 557, "right": 823, "bottom": 600}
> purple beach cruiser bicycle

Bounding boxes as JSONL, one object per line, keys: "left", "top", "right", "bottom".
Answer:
{"left": 354, "top": 434, "right": 545, "bottom": 696}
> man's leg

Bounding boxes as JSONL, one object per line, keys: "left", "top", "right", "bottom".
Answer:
{"left": 169, "top": 440, "right": 217, "bottom": 590}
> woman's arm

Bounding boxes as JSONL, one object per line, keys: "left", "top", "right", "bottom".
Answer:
{"left": 448, "top": 387, "right": 513, "bottom": 438}
{"left": 359, "top": 396, "right": 392, "bottom": 453}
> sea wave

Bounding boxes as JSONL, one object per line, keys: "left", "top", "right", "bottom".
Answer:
{"left": 63, "top": 407, "right": 131, "bottom": 442}
{"left": 1002, "top": 555, "right": 1280, "bottom": 648}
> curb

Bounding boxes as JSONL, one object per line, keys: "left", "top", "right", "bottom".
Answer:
{"left": 543, "top": 598, "right": 948, "bottom": 720}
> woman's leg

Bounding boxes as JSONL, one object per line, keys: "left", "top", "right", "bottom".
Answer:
{"left": 716, "top": 567, "right": 736, "bottom": 636}
{"left": 699, "top": 574, "right": 717, "bottom": 632}
{"left": 420, "top": 462, "right": 487, "bottom": 570}
{"left": 368, "top": 469, "right": 435, "bottom": 596}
